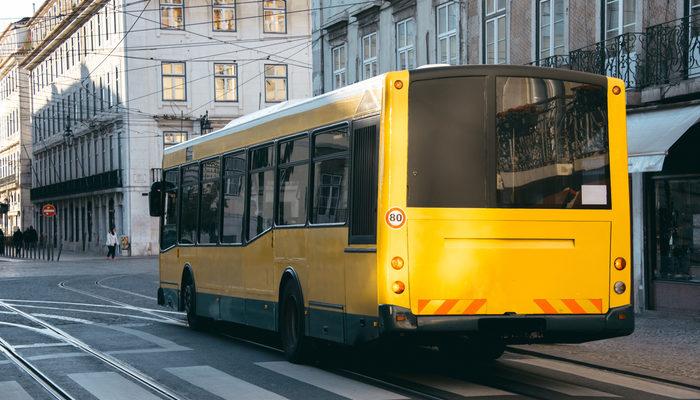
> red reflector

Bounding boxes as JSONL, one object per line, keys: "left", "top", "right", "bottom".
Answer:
{"left": 395, "top": 314, "right": 406, "bottom": 322}
{"left": 618, "top": 313, "right": 627, "bottom": 320}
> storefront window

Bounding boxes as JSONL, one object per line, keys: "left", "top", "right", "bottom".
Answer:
{"left": 654, "top": 177, "right": 700, "bottom": 283}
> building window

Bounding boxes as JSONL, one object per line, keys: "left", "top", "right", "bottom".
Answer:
{"left": 214, "top": 63, "right": 238, "bottom": 102}
{"left": 332, "top": 44, "right": 347, "bottom": 89}
{"left": 164, "top": 131, "right": 188, "bottom": 146}
{"left": 605, "top": 0, "right": 635, "bottom": 39}
{"left": 396, "top": 18, "right": 416, "bottom": 70}
{"left": 264, "top": 64, "right": 287, "bottom": 102}
{"left": 263, "top": 0, "right": 286, "bottom": 33}
{"left": 437, "top": 2, "right": 459, "bottom": 65}
{"left": 160, "top": 0, "right": 184, "bottom": 30}
{"left": 484, "top": 0, "right": 507, "bottom": 64}
{"left": 213, "top": 0, "right": 236, "bottom": 31}
{"left": 362, "top": 32, "right": 378, "bottom": 79}
{"left": 538, "top": 0, "right": 566, "bottom": 60}
{"left": 162, "top": 62, "right": 186, "bottom": 101}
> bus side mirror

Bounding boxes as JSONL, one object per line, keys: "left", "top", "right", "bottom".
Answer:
{"left": 149, "top": 182, "right": 164, "bottom": 217}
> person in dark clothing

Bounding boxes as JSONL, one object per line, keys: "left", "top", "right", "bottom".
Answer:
{"left": 26, "top": 226, "right": 38, "bottom": 249}
{"left": 0, "top": 228, "right": 5, "bottom": 255}
{"left": 12, "top": 227, "right": 23, "bottom": 255}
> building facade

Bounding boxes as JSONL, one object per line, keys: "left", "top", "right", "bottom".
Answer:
{"left": 0, "top": 19, "right": 33, "bottom": 236}
{"left": 312, "top": 0, "right": 700, "bottom": 314}
{"left": 21, "top": 0, "right": 312, "bottom": 256}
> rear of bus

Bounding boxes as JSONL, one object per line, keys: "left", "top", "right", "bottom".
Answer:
{"left": 376, "top": 66, "right": 633, "bottom": 345}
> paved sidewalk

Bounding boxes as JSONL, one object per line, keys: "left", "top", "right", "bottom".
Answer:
{"left": 512, "top": 311, "right": 700, "bottom": 387}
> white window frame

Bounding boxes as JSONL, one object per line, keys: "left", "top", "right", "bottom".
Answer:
{"left": 160, "top": 0, "right": 184, "bottom": 30}
{"left": 484, "top": 0, "right": 507, "bottom": 64}
{"left": 332, "top": 44, "right": 347, "bottom": 89}
{"left": 162, "top": 62, "right": 186, "bottom": 101}
{"left": 263, "top": 0, "right": 286, "bottom": 33}
{"left": 396, "top": 18, "right": 416, "bottom": 70}
{"left": 362, "top": 32, "right": 378, "bottom": 79}
{"left": 264, "top": 64, "right": 288, "bottom": 103}
{"left": 214, "top": 63, "right": 238, "bottom": 102}
{"left": 538, "top": 0, "right": 566, "bottom": 60}
{"left": 213, "top": 0, "right": 236, "bottom": 31}
{"left": 437, "top": 2, "right": 459, "bottom": 65}
{"left": 605, "top": 0, "right": 636, "bottom": 39}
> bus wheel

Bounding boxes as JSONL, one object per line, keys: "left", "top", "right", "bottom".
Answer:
{"left": 280, "top": 280, "right": 312, "bottom": 363}
{"left": 182, "top": 276, "right": 205, "bottom": 331}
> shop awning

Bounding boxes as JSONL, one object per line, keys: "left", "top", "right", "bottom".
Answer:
{"left": 627, "top": 105, "right": 700, "bottom": 173}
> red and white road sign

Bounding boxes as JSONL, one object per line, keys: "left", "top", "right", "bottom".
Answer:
{"left": 42, "top": 204, "right": 57, "bottom": 217}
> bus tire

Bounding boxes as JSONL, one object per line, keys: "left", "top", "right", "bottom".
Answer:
{"left": 182, "top": 273, "right": 205, "bottom": 331}
{"left": 279, "top": 279, "right": 312, "bottom": 363}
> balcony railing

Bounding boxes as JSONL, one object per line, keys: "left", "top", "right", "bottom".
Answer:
{"left": 31, "top": 170, "right": 122, "bottom": 201}
{"left": 530, "top": 55, "right": 571, "bottom": 69}
{"left": 533, "top": 14, "right": 700, "bottom": 90}
{"left": 569, "top": 32, "right": 645, "bottom": 88}
{"left": 644, "top": 14, "right": 700, "bottom": 86}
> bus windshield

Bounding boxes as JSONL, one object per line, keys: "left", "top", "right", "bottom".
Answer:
{"left": 407, "top": 74, "right": 610, "bottom": 209}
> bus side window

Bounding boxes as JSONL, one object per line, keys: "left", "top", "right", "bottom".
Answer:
{"left": 311, "top": 125, "right": 350, "bottom": 224}
{"left": 248, "top": 145, "right": 275, "bottom": 239}
{"left": 222, "top": 152, "right": 247, "bottom": 244}
{"left": 179, "top": 163, "right": 200, "bottom": 244}
{"left": 349, "top": 118, "right": 379, "bottom": 244}
{"left": 161, "top": 169, "right": 179, "bottom": 249}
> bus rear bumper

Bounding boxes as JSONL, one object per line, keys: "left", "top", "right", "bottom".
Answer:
{"left": 378, "top": 304, "right": 634, "bottom": 344}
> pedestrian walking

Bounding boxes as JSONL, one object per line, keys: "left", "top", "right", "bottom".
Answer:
{"left": 0, "top": 228, "right": 5, "bottom": 255}
{"left": 12, "top": 227, "right": 23, "bottom": 256}
{"left": 106, "top": 226, "right": 118, "bottom": 259}
{"left": 26, "top": 226, "right": 38, "bottom": 249}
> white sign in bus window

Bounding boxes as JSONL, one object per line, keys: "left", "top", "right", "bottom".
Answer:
{"left": 581, "top": 185, "right": 607, "bottom": 205}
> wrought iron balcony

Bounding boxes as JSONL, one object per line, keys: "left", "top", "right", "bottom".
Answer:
{"left": 569, "top": 32, "right": 645, "bottom": 88}
{"left": 644, "top": 14, "right": 700, "bottom": 86}
{"left": 533, "top": 14, "right": 700, "bottom": 91}
{"left": 31, "top": 169, "right": 122, "bottom": 201}
{"left": 530, "top": 55, "right": 571, "bottom": 69}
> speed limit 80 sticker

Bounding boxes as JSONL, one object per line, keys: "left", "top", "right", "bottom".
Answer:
{"left": 385, "top": 207, "right": 406, "bottom": 229}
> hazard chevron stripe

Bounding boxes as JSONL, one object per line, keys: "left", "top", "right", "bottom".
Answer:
{"left": 416, "top": 299, "right": 487, "bottom": 315}
{"left": 533, "top": 298, "right": 604, "bottom": 314}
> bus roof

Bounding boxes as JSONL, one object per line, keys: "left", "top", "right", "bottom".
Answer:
{"left": 164, "top": 74, "right": 387, "bottom": 156}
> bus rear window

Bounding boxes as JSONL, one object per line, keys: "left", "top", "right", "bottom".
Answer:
{"left": 496, "top": 77, "right": 610, "bottom": 209}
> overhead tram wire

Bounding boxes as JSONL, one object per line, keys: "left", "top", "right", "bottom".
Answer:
{"left": 15, "top": 0, "right": 367, "bottom": 137}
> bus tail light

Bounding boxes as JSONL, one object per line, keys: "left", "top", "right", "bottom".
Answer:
{"left": 391, "top": 257, "right": 404, "bottom": 270}
{"left": 614, "top": 281, "right": 626, "bottom": 294}
{"left": 612, "top": 85, "right": 622, "bottom": 95}
{"left": 392, "top": 281, "right": 405, "bottom": 294}
{"left": 614, "top": 257, "right": 626, "bottom": 270}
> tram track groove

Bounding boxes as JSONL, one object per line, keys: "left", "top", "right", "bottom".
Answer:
{"left": 96, "top": 275, "right": 158, "bottom": 301}
{"left": 0, "top": 335, "right": 75, "bottom": 400}
{"left": 0, "top": 300, "right": 189, "bottom": 400}
{"left": 58, "top": 280, "right": 186, "bottom": 326}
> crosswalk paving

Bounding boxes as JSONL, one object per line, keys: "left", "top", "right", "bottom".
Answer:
{"left": 1, "top": 356, "right": 699, "bottom": 400}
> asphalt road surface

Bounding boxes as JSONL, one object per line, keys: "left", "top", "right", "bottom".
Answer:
{"left": 0, "top": 257, "right": 698, "bottom": 400}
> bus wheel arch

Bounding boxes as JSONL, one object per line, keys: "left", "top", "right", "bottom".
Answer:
{"left": 278, "top": 268, "right": 312, "bottom": 363}
{"left": 180, "top": 264, "right": 205, "bottom": 330}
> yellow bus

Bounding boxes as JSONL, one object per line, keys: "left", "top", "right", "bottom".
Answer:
{"left": 151, "top": 65, "right": 633, "bottom": 362}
